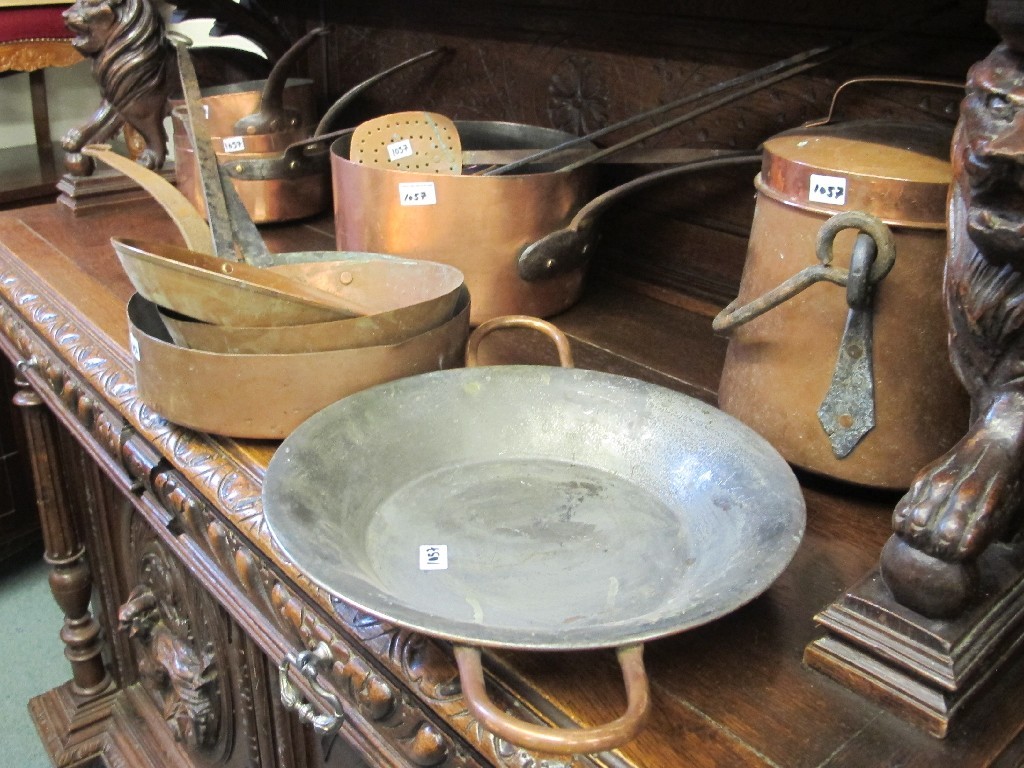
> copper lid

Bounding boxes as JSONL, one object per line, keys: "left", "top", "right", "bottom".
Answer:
{"left": 758, "top": 120, "right": 953, "bottom": 229}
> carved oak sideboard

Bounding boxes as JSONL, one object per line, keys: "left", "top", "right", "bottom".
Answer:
{"left": 4, "top": 199, "right": 1024, "bottom": 768}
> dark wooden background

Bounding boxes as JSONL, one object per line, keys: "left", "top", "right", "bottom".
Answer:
{"left": 262, "top": 0, "right": 995, "bottom": 309}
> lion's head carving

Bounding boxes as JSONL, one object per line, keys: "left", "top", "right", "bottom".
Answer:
{"left": 65, "top": 0, "right": 170, "bottom": 113}
{"left": 61, "top": 0, "right": 172, "bottom": 172}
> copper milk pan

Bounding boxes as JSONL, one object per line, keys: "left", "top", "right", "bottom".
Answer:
{"left": 715, "top": 84, "right": 969, "bottom": 489}
{"left": 171, "top": 79, "right": 318, "bottom": 223}
{"left": 263, "top": 316, "right": 806, "bottom": 753}
{"left": 332, "top": 121, "right": 598, "bottom": 324}
{"left": 171, "top": 27, "right": 325, "bottom": 222}
{"left": 127, "top": 289, "right": 469, "bottom": 439}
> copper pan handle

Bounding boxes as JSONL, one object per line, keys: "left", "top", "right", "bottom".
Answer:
{"left": 465, "top": 315, "right": 574, "bottom": 368}
{"left": 518, "top": 153, "right": 761, "bottom": 281}
{"left": 453, "top": 644, "right": 649, "bottom": 755}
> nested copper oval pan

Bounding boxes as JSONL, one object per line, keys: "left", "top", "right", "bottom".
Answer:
{"left": 111, "top": 238, "right": 372, "bottom": 326}
{"left": 128, "top": 288, "right": 470, "bottom": 439}
{"left": 157, "top": 253, "right": 465, "bottom": 354}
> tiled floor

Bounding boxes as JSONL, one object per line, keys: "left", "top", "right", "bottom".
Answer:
{"left": 0, "top": 554, "right": 67, "bottom": 768}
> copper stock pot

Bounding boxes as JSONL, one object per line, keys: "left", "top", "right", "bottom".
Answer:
{"left": 715, "top": 80, "right": 970, "bottom": 488}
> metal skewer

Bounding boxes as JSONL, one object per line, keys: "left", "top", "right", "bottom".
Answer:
{"left": 482, "top": 42, "right": 833, "bottom": 176}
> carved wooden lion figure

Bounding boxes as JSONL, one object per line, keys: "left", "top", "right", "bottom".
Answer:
{"left": 881, "top": 42, "right": 1024, "bottom": 617}
{"left": 60, "top": 0, "right": 173, "bottom": 174}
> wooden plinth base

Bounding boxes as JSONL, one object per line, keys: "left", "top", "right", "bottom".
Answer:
{"left": 29, "top": 681, "right": 118, "bottom": 767}
{"left": 804, "top": 541, "right": 1024, "bottom": 738}
{"left": 56, "top": 164, "right": 177, "bottom": 215}
{"left": 31, "top": 681, "right": 196, "bottom": 768}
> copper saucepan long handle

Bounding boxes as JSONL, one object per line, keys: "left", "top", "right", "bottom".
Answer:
{"left": 315, "top": 47, "right": 449, "bottom": 137}
{"left": 82, "top": 144, "right": 213, "bottom": 255}
{"left": 465, "top": 315, "right": 574, "bottom": 368}
{"left": 454, "top": 644, "right": 650, "bottom": 755}
{"left": 518, "top": 152, "right": 762, "bottom": 281}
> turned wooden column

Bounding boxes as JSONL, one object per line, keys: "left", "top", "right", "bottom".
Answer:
{"left": 13, "top": 366, "right": 110, "bottom": 697}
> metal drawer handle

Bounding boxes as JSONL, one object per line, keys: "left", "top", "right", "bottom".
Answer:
{"left": 279, "top": 641, "right": 344, "bottom": 735}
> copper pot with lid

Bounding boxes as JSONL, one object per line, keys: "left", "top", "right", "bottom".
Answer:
{"left": 715, "top": 80, "right": 970, "bottom": 489}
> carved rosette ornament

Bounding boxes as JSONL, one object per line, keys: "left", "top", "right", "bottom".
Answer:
{"left": 118, "top": 518, "right": 232, "bottom": 760}
{"left": 881, "top": 7, "right": 1024, "bottom": 618}
{"left": 547, "top": 57, "right": 609, "bottom": 136}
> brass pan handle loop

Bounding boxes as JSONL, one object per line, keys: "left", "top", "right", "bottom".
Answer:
{"left": 465, "top": 315, "right": 574, "bottom": 368}
{"left": 279, "top": 641, "right": 344, "bottom": 736}
{"left": 713, "top": 211, "right": 895, "bottom": 333}
{"left": 453, "top": 644, "right": 649, "bottom": 755}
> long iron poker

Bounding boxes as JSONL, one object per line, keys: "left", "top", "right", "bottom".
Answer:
{"left": 487, "top": 1, "right": 956, "bottom": 176}
{"left": 482, "top": 43, "right": 833, "bottom": 176}
{"left": 557, "top": 55, "right": 831, "bottom": 173}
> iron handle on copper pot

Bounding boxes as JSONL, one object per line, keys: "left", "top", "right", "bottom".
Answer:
{"left": 453, "top": 644, "right": 650, "bottom": 755}
{"left": 224, "top": 48, "right": 449, "bottom": 182}
{"left": 233, "top": 26, "right": 331, "bottom": 137}
{"left": 802, "top": 76, "right": 964, "bottom": 130}
{"left": 465, "top": 315, "right": 575, "bottom": 368}
{"left": 279, "top": 641, "right": 344, "bottom": 736}
{"left": 517, "top": 153, "right": 762, "bottom": 281}
{"left": 713, "top": 210, "right": 896, "bottom": 334}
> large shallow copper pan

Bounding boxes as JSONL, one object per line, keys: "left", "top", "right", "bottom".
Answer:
{"left": 332, "top": 121, "right": 598, "bottom": 324}
{"left": 127, "top": 290, "right": 469, "bottom": 439}
{"left": 158, "top": 254, "right": 464, "bottom": 354}
{"left": 263, "top": 317, "right": 806, "bottom": 753}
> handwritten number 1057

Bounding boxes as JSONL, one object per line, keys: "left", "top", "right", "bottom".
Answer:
{"left": 813, "top": 183, "right": 843, "bottom": 200}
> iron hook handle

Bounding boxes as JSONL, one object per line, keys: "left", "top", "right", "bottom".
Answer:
{"left": 713, "top": 210, "right": 895, "bottom": 333}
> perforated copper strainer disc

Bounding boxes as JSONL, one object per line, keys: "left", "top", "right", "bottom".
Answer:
{"left": 350, "top": 111, "right": 462, "bottom": 174}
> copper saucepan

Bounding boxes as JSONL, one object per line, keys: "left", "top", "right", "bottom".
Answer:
{"left": 331, "top": 121, "right": 598, "bottom": 324}
{"left": 175, "top": 45, "right": 448, "bottom": 223}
